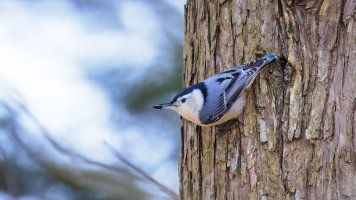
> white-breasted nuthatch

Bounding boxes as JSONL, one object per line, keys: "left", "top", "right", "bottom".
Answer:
{"left": 153, "top": 53, "right": 277, "bottom": 126}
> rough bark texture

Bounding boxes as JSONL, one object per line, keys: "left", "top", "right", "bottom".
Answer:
{"left": 179, "top": 0, "right": 356, "bottom": 199}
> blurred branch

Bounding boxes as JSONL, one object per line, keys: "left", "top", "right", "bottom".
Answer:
{"left": 105, "top": 142, "right": 179, "bottom": 200}
{"left": 0, "top": 100, "right": 151, "bottom": 199}
{"left": 0, "top": 97, "right": 179, "bottom": 199}
{"left": 0, "top": 143, "right": 16, "bottom": 195}
{"left": 19, "top": 103, "right": 138, "bottom": 179}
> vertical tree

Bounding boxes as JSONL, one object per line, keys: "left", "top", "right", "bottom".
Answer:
{"left": 179, "top": 0, "right": 355, "bottom": 199}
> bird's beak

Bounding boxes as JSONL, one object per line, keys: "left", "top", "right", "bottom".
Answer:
{"left": 153, "top": 103, "right": 175, "bottom": 110}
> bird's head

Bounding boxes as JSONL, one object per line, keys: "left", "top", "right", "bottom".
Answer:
{"left": 153, "top": 85, "right": 206, "bottom": 124}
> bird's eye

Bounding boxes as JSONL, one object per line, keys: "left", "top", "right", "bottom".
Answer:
{"left": 181, "top": 98, "right": 186, "bottom": 103}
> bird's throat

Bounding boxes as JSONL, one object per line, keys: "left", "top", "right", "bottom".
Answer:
{"left": 176, "top": 109, "right": 201, "bottom": 125}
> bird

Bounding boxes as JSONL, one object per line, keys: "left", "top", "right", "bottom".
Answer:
{"left": 153, "top": 53, "right": 277, "bottom": 126}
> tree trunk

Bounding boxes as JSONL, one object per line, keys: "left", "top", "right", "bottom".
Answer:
{"left": 179, "top": 0, "right": 356, "bottom": 199}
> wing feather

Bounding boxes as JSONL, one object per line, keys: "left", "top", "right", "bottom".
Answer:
{"left": 200, "top": 55, "right": 276, "bottom": 124}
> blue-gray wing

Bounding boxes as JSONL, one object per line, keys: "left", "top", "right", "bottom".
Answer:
{"left": 199, "top": 54, "right": 276, "bottom": 124}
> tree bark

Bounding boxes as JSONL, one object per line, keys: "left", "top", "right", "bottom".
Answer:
{"left": 179, "top": 0, "right": 356, "bottom": 199}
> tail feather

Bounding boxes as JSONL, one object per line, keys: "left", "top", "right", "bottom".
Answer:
{"left": 260, "top": 53, "right": 277, "bottom": 67}
{"left": 241, "top": 53, "right": 277, "bottom": 72}
{"left": 243, "top": 53, "right": 277, "bottom": 88}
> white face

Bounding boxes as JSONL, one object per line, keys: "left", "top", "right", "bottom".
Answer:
{"left": 173, "top": 93, "right": 193, "bottom": 110}
{"left": 171, "top": 89, "right": 204, "bottom": 124}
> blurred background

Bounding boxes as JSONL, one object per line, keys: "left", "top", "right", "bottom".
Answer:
{"left": 0, "top": 0, "right": 185, "bottom": 199}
